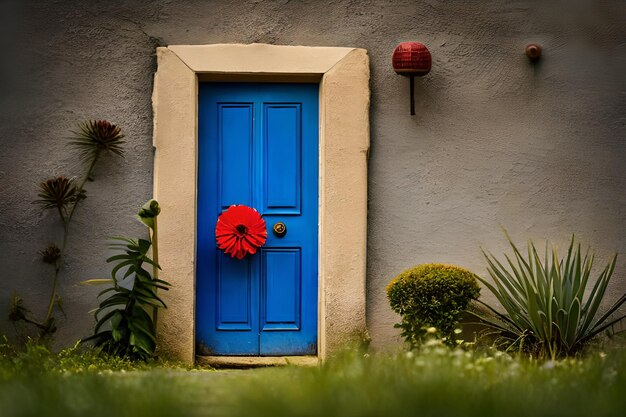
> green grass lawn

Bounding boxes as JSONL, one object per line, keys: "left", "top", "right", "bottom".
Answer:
{"left": 1, "top": 341, "right": 626, "bottom": 417}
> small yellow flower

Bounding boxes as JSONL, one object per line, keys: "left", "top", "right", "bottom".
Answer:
{"left": 426, "top": 327, "right": 437, "bottom": 334}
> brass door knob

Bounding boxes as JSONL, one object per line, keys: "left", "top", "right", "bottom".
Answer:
{"left": 273, "top": 222, "right": 287, "bottom": 238}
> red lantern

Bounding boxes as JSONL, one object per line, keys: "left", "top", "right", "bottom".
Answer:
{"left": 215, "top": 205, "right": 267, "bottom": 260}
{"left": 392, "top": 42, "right": 431, "bottom": 115}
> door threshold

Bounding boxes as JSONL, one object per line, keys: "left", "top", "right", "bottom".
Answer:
{"left": 196, "top": 355, "right": 319, "bottom": 369}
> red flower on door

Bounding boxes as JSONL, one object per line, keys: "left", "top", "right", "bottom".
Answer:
{"left": 215, "top": 205, "right": 267, "bottom": 260}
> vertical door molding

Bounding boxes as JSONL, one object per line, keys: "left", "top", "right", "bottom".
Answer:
{"left": 152, "top": 43, "right": 370, "bottom": 364}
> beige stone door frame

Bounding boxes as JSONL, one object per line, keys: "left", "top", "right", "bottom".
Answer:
{"left": 152, "top": 43, "right": 369, "bottom": 364}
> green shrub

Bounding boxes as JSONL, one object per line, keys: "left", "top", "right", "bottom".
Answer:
{"left": 386, "top": 263, "right": 481, "bottom": 348}
{"left": 470, "top": 233, "right": 626, "bottom": 359}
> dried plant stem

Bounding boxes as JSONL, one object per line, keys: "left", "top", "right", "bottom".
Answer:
{"left": 56, "top": 206, "right": 67, "bottom": 225}
{"left": 150, "top": 215, "right": 159, "bottom": 329}
{"left": 68, "top": 152, "right": 99, "bottom": 223}
{"left": 21, "top": 315, "right": 49, "bottom": 331}
{"left": 41, "top": 151, "right": 101, "bottom": 335}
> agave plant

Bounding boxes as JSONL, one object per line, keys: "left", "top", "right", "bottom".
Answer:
{"left": 471, "top": 233, "right": 625, "bottom": 359}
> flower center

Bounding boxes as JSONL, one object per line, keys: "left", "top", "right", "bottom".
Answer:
{"left": 235, "top": 224, "right": 248, "bottom": 235}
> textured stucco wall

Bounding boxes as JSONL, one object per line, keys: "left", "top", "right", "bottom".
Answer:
{"left": 0, "top": 0, "right": 625, "bottom": 351}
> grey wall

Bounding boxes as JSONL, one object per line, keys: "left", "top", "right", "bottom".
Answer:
{"left": 0, "top": 0, "right": 624, "bottom": 351}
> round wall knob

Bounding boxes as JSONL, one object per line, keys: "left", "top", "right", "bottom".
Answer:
{"left": 525, "top": 44, "right": 542, "bottom": 62}
{"left": 273, "top": 222, "right": 287, "bottom": 238}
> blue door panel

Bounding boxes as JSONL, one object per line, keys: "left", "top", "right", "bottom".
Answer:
{"left": 262, "top": 249, "right": 301, "bottom": 330}
{"left": 216, "top": 254, "right": 252, "bottom": 330}
{"left": 219, "top": 104, "right": 253, "bottom": 208}
{"left": 264, "top": 104, "right": 301, "bottom": 214}
{"left": 197, "top": 82, "right": 318, "bottom": 356}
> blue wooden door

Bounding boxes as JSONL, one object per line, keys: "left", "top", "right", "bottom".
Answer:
{"left": 196, "top": 83, "right": 318, "bottom": 356}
